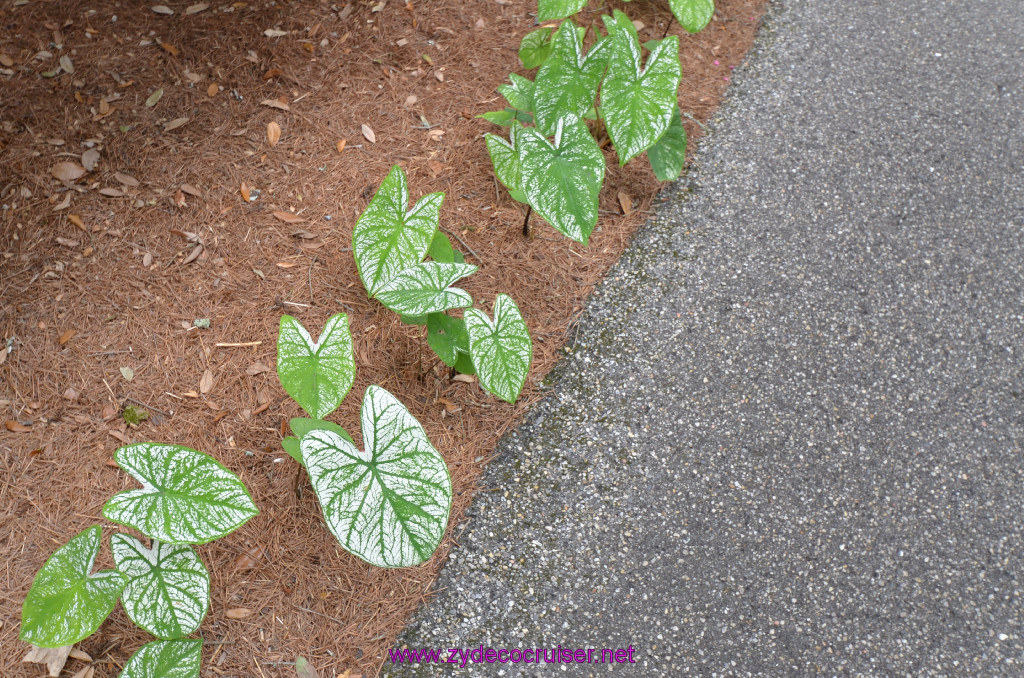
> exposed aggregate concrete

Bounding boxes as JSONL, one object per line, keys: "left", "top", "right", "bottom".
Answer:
{"left": 390, "top": 0, "right": 1024, "bottom": 675}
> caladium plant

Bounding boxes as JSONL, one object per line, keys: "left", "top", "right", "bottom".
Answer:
{"left": 352, "top": 166, "right": 533, "bottom": 403}
{"left": 539, "top": 0, "right": 715, "bottom": 34}
{"left": 21, "top": 444, "right": 257, "bottom": 677}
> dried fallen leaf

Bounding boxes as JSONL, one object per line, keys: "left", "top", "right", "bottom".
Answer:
{"left": 426, "top": 128, "right": 445, "bottom": 142}
{"left": 264, "top": 29, "right": 288, "bottom": 37}
{"left": 234, "top": 544, "right": 264, "bottom": 570}
{"left": 145, "top": 88, "right": 164, "bottom": 107}
{"left": 617, "top": 190, "right": 633, "bottom": 215}
{"left": 63, "top": 387, "right": 80, "bottom": 401}
{"left": 200, "top": 368, "right": 214, "bottom": 394}
{"left": 225, "top": 608, "right": 252, "bottom": 619}
{"left": 69, "top": 649, "right": 92, "bottom": 662}
{"left": 46, "top": 138, "right": 65, "bottom": 146}
{"left": 81, "top": 149, "right": 100, "bottom": 171}
{"left": 404, "top": 94, "right": 418, "bottom": 107}
{"left": 182, "top": 243, "right": 203, "bottom": 264}
{"left": 23, "top": 645, "right": 73, "bottom": 677}
{"left": 260, "top": 97, "right": 290, "bottom": 111}
{"left": 159, "top": 41, "right": 179, "bottom": 57}
{"left": 361, "top": 124, "right": 376, "bottom": 143}
{"left": 52, "top": 162, "right": 87, "bottom": 182}
{"left": 240, "top": 182, "right": 252, "bottom": 202}
{"left": 452, "top": 373, "right": 476, "bottom": 383}
{"left": 120, "top": 366, "right": 134, "bottom": 381}
{"left": 0, "top": 54, "right": 14, "bottom": 67}
{"left": 263, "top": 67, "right": 282, "bottom": 79}
{"left": 336, "top": 138, "right": 346, "bottom": 154}
{"left": 114, "top": 172, "right": 139, "bottom": 187}
{"left": 143, "top": 252, "right": 153, "bottom": 267}
{"left": 163, "top": 117, "right": 189, "bottom": 131}
{"left": 272, "top": 210, "right": 305, "bottom": 224}
{"left": 59, "top": 329, "right": 76, "bottom": 345}
{"left": 151, "top": 5, "right": 174, "bottom": 14}
{"left": 185, "top": 2, "right": 209, "bottom": 13}
{"left": 101, "top": 402, "right": 117, "bottom": 421}
{"left": 56, "top": 237, "right": 80, "bottom": 247}
{"left": 291, "top": 230, "right": 316, "bottom": 239}
{"left": 295, "top": 657, "right": 320, "bottom": 678}
{"left": 52, "top": 192, "right": 72, "bottom": 211}
{"left": 70, "top": 666, "right": 95, "bottom": 678}
{"left": 68, "top": 214, "right": 86, "bottom": 230}
{"left": 108, "top": 430, "right": 130, "bottom": 444}
{"left": 181, "top": 183, "right": 202, "bottom": 197}
{"left": 59, "top": 54, "right": 74, "bottom": 74}
{"left": 173, "top": 189, "right": 186, "bottom": 208}
{"left": 98, "top": 187, "right": 125, "bottom": 197}
{"left": 5, "top": 420, "right": 32, "bottom": 433}
{"left": 246, "top": 361, "right": 271, "bottom": 376}
{"left": 267, "top": 120, "right": 281, "bottom": 146}
{"left": 207, "top": 82, "right": 219, "bottom": 97}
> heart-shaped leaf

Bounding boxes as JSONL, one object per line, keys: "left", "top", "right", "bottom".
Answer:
{"left": 301, "top": 386, "right": 452, "bottom": 568}
{"left": 277, "top": 313, "right": 355, "bottom": 419}
{"left": 485, "top": 130, "right": 527, "bottom": 204}
{"left": 537, "top": 0, "right": 587, "bottom": 22}
{"left": 103, "top": 444, "right": 258, "bottom": 544}
{"left": 602, "top": 8, "right": 640, "bottom": 43}
{"left": 533, "top": 20, "right": 611, "bottom": 134}
{"left": 465, "top": 294, "right": 532, "bottom": 403}
{"left": 519, "top": 27, "right": 554, "bottom": 69}
{"left": 517, "top": 115, "right": 605, "bottom": 244}
{"left": 498, "top": 74, "right": 537, "bottom": 114}
{"left": 602, "top": 32, "right": 681, "bottom": 164}
{"left": 374, "top": 262, "right": 476, "bottom": 316}
{"left": 426, "top": 231, "right": 456, "bottom": 263}
{"left": 668, "top": 0, "right": 715, "bottom": 33}
{"left": 426, "top": 313, "right": 470, "bottom": 367}
{"left": 121, "top": 639, "right": 202, "bottom": 678}
{"left": 647, "top": 106, "right": 688, "bottom": 181}
{"left": 111, "top": 535, "right": 209, "bottom": 639}
{"left": 20, "top": 526, "right": 126, "bottom": 648}
{"left": 353, "top": 165, "right": 442, "bottom": 296}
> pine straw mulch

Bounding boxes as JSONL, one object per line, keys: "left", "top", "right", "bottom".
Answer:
{"left": 0, "top": 0, "right": 765, "bottom": 675}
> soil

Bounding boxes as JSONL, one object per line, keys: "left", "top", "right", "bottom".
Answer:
{"left": 0, "top": 0, "right": 765, "bottom": 675}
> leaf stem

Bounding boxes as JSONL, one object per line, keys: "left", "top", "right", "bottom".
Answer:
{"left": 522, "top": 205, "right": 533, "bottom": 239}
{"left": 662, "top": 16, "right": 675, "bottom": 40}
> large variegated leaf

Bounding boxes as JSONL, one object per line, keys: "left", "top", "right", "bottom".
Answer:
{"left": 20, "top": 526, "right": 126, "bottom": 648}
{"left": 519, "top": 27, "right": 554, "bottom": 69}
{"left": 374, "top": 262, "right": 476, "bottom": 316}
{"left": 602, "top": 32, "right": 681, "bottom": 164}
{"left": 602, "top": 8, "right": 640, "bottom": 43}
{"left": 111, "top": 535, "right": 209, "bottom": 639}
{"left": 121, "top": 639, "right": 202, "bottom": 678}
{"left": 517, "top": 115, "right": 605, "bottom": 244}
{"left": 103, "top": 444, "right": 259, "bottom": 545}
{"left": 353, "top": 165, "right": 443, "bottom": 296}
{"left": 277, "top": 313, "right": 355, "bottom": 419}
{"left": 465, "top": 295, "right": 532, "bottom": 403}
{"left": 537, "top": 0, "right": 587, "bottom": 21}
{"left": 647, "top": 106, "right": 688, "bottom": 181}
{"left": 497, "top": 73, "right": 536, "bottom": 113}
{"left": 301, "top": 386, "right": 452, "bottom": 568}
{"left": 533, "top": 20, "right": 611, "bottom": 134}
{"left": 669, "top": 0, "right": 715, "bottom": 33}
{"left": 485, "top": 131, "right": 527, "bottom": 204}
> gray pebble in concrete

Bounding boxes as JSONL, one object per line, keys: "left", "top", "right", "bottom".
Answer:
{"left": 389, "top": 0, "right": 1024, "bottom": 675}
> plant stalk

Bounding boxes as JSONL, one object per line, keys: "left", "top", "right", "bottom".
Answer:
{"left": 522, "top": 205, "right": 534, "bottom": 239}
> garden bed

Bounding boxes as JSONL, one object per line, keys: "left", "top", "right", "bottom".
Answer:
{"left": 0, "top": 0, "right": 764, "bottom": 674}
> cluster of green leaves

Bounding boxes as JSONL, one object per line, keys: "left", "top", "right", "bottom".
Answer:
{"left": 21, "top": 444, "right": 259, "bottom": 677}
{"left": 276, "top": 312, "right": 454, "bottom": 568}
{"left": 538, "top": 0, "right": 714, "bottom": 34}
{"left": 353, "top": 165, "right": 533, "bottom": 404}
{"left": 483, "top": 6, "right": 702, "bottom": 244}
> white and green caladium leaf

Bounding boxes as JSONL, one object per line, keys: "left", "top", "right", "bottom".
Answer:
{"left": 353, "top": 165, "right": 443, "bottom": 296}
{"left": 519, "top": 26, "right": 554, "bottom": 69}
{"left": 277, "top": 313, "right": 355, "bottom": 420}
{"left": 601, "top": 8, "right": 640, "bottom": 43}
{"left": 465, "top": 294, "right": 532, "bottom": 403}
{"left": 485, "top": 130, "right": 527, "bottom": 204}
{"left": 374, "top": 262, "right": 477, "bottom": 316}
{"left": 647, "top": 105, "right": 688, "bottom": 181}
{"left": 498, "top": 73, "right": 536, "bottom": 113}
{"left": 537, "top": 0, "right": 587, "bottom": 22}
{"left": 602, "top": 32, "right": 681, "bottom": 164}
{"left": 103, "top": 444, "right": 259, "bottom": 545}
{"left": 426, "top": 313, "right": 470, "bottom": 367}
{"left": 111, "top": 535, "right": 209, "bottom": 639}
{"left": 533, "top": 20, "right": 612, "bottom": 135}
{"left": 301, "top": 386, "right": 452, "bottom": 568}
{"left": 121, "top": 639, "right": 203, "bottom": 678}
{"left": 669, "top": 0, "right": 715, "bottom": 33}
{"left": 517, "top": 115, "right": 605, "bottom": 244}
{"left": 20, "top": 526, "right": 126, "bottom": 648}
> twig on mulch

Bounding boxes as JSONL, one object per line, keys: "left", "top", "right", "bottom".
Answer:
{"left": 440, "top": 226, "right": 483, "bottom": 264}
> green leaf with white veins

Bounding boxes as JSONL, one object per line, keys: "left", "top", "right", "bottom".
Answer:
{"left": 121, "top": 639, "right": 202, "bottom": 678}
{"left": 669, "top": 0, "right": 715, "bottom": 33}
{"left": 602, "top": 32, "right": 681, "bottom": 164}
{"left": 353, "top": 165, "right": 442, "bottom": 296}
{"left": 427, "top": 313, "right": 469, "bottom": 367}
{"left": 647, "top": 105, "right": 688, "bottom": 181}
{"left": 103, "top": 443, "right": 258, "bottom": 545}
{"left": 517, "top": 115, "right": 605, "bottom": 244}
{"left": 534, "top": 20, "right": 611, "bottom": 135}
{"left": 497, "top": 73, "right": 536, "bottom": 113}
{"left": 301, "top": 386, "right": 452, "bottom": 568}
{"left": 20, "top": 526, "right": 126, "bottom": 648}
{"left": 111, "top": 535, "right": 209, "bottom": 639}
{"left": 375, "top": 262, "right": 476, "bottom": 316}
{"left": 277, "top": 313, "right": 355, "bottom": 419}
{"left": 537, "top": 0, "right": 587, "bottom": 22}
{"left": 485, "top": 131, "right": 527, "bottom": 204}
{"left": 465, "top": 294, "right": 532, "bottom": 403}
{"left": 519, "top": 27, "right": 554, "bottom": 69}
